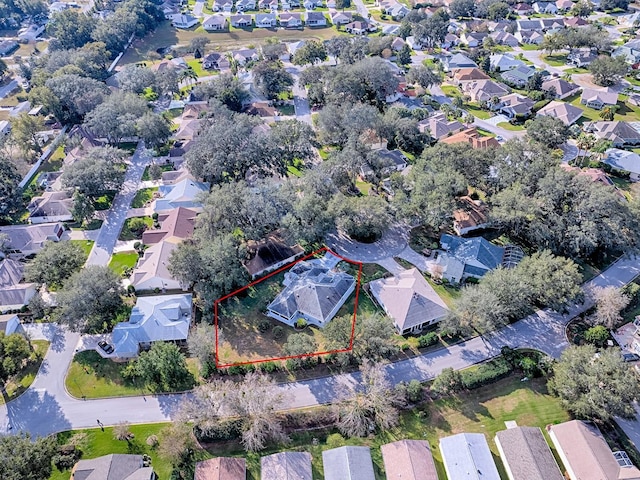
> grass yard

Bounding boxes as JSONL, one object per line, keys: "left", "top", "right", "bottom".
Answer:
{"left": 142, "top": 163, "right": 174, "bottom": 181}
{"left": 1, "top": 340, "right": 49, "bottom": 405}
{"left": 119, "top": 216, "right": 154, "bottom": 241}
{"left": 93, "top": 191, "right": 116, "bottom": 211}
{"left": 519, "top": 43, "right": 540, "bottom": 51}
{"left": 466, "top": 103, "right": 493, "bottom": 119}
{"left": 131, "top": 187, "right": 158, "bottom": 208}
{"left": 440, "top": 85, "right": 462, "bottom": 97}
{"left": 276, "top": 103, "right": 296, "bottom": 116}
{"left": 108, "top": 251, "right": 139, "bottom": 276}
{"left": 564, "top": 67, "right": 588, "bottom": 74}
{"left": 70, "top": 240, "right": 95, "bottom": 260}
{"left": 186, "top": 58, "right": 206, "bottom": 77}
{"left": 542, "top": 54, "right": 568, "bottom": 67}
{"left": 51, "top": 423, "right": 173, "bottom": 480}
{"left": 65, "top": 350, "right": 199, "bottom": 399}
{"left": 496, "top": 122, "right": 525, "bottom": 131}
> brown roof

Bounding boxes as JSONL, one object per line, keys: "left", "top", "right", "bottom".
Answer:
{"left": 495, "top": 427, "right": 564, "bottom": 480}
{"left": 453, "top": 68, "right": 490, "bottom": 82}
{"left": 549, "top": 420, "right": 640, "bottom": 480}
{"left": 195, "top": 457, "right": 246, "bottom": 480}
{"left": 244, "top": 231, "right": 304, "bottom": 278}
{"left": 380, "top": 440, "right": 438, "bottom": 480}
{"left": 453, "top": 196, "right": 489, "bottom": 232}
{"left": 142, "top": 207, "right": 197, "bottom": 244}
{"left": 247, "top": 102, "right": 277, "bottom": 117}
{"left": 440, "top": 128, "right": 500, "bottom": 150}
{"left": 560, "top": 164, "right": 614, "bottom": 187}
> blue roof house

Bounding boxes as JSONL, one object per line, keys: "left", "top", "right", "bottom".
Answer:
{"left": 603, "top": 148, "right": 640, "bottom": 181}
{"left": 154, "top": 178, "right": 210, "bottom": 213}
{"left": 435, "top": 234, "right": 508, "bottom": 284}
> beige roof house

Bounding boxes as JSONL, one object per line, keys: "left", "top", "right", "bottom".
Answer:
{"left": 419, "top": 112, "right": 464, "bottom": 139}
{"left": 548, "top": 420, "right": 640, "bottom": 480}
{"left": 463, "top": 79, "right": 509, "bottom": 103}
{"left": 130, "top": 239, "right": 183, "bottom": 292}
{"left": 583, "top": 121, "right": 640, "bottom": 147}
{"left": 369, "top": 268, "right": 449, "bottom": 335}
{"left": 536, "top": 100, "right": 583, "bottom": 125}
{"left": 380, "top": 440, "right": 438, "bottom": 480}
{"left": 195, "top": 457, "right": 246, "bottom": 480}
{"left": 581, "top": 88, "right": 619, "bottom": 110}
{"left": 495, "top": 426, "right": 564, "bottom": 480}
{"left": 541, "top": 78, "right": 581, "bottom": 99}
{"left": 141, "top": 207, "right": 197, "bottom": 245}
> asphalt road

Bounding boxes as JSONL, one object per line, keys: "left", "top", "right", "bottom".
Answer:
{"left": 86, "top": 142, "right": 151, "bottom": 266}
{"left": 2, "top": 253, "right": 638, "bottom": 437}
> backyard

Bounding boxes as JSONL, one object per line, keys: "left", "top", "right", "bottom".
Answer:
{"left": 70, "top": 240, "right": 95, "bottom": 260}
{"left": 49, "top": 374, "right": 571, "bottom": 480}
{"left": 131, "top": 187, "right": 158, "bottom": 208}
{"left": 119, "top": 216, "right": 154, "bottom": 241}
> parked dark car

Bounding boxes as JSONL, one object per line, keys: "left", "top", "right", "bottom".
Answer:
{"left": 622, "top": 353, "right": 639, "bottom": 362}
{"left": 98, "top": 341, "right": 114, "bottom": 354}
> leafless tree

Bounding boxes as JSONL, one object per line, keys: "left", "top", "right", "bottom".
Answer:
{"left": 334, "top": 360, "right": 405, "bottom": 438}
{"left": 113, "top": 421, "right": 132, "bottom": 442}
{"left": 591, "top": 286, "right": 631, "bottom": 329}
{"left": 186, "top": 323, "right": 216, "bottom": 366}
{"left": 158, "top": 422, "right": 198, "bottom": 466}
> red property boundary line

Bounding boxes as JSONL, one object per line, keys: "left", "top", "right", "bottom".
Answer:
{"left": 214, "top": 246, "right": 363, "bottom": 368}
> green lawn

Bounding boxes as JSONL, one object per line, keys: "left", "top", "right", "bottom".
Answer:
{"left": 93, "top": 191, "right": 116, "bottom": 211}
{"left": 441, "top": 85, "right": 462, "bottom": 97}
{"left": 142, "top": 163, "right": 174, "bottom": 181}
{"left": 108, "top": 251, "right": 139, "bottom": 276}
{"left": 564, "top": 67, "right": 588, "bottom": 74}
{"left": 466, "top": 103, "right": 493, "bottom": 119}
{"left": 50, "top": 374, "right": 570, "bottom": 480}
{"left": 496, "top": 122, "right": 525, "bottom": 131}
{"left": 542, "top": 54, "right": 568, "bottom": 67}
{"left": 70, "top": 240, "right": 95, "bottom": 260}
{"left": 119, "top": 216, "right": 154, "bottom": 241}
{"left": 426, "top": 277, "right": 461, "bottom": 308}
{"left": 519, "top": 43, "right": 540, "bottom": 51}
{"left": 1, "top": 340, "right": 49, "bottom": 405}
{"left": 186, "top": 58, "right": 206, "bottom": 77}
{"left": 131, "top": 187, "right": 158, "bottom": 208}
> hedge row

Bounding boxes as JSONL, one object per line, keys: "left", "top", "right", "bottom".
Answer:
{"left": 460, "top": 357, "right": 512, "bottom": 390}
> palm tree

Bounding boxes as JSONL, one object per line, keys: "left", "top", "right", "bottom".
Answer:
{"left": 575, "top": 132, "right": 595, "bottom": 165}
{"left": 599, "top": 105, "right": 617, "bottom": 121}
{"left": 592, "top": 139, "right": 613, "bottom": 163}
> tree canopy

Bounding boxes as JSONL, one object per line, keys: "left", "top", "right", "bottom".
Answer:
{"left": 25, "top": 241, "right": 86, "bottom": 288}
{"left": 0, "top": 433, "right": 57, "bottom": 480}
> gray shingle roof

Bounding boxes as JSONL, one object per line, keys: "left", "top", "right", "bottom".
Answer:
{"left": 261, "top": 451, "right": 312, "bottom": 480}
{"left": 495, "top": 427, "right": 564, "bottom": 480}
{"left": 322, "top": 446, "right": 376, "bottom": 480}
{"left": 72, "top": 454, "right": 154, "bottom": 480}
{"left": 440, "top": 234, "right": 504, "bottom": 270}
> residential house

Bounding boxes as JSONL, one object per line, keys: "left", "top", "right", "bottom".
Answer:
{"left": 496, "top": 93, "right": 535, "bottom": 119}
{"left": 556, "top": 0, "right": 574, "bottom": 11}
{"left": 261, "top": 452, "right": 312, "bottom": 480}
{"left": 151, "top": 57, "right": 188, "bottom": 73}
{"left": 0, "top": 120, "right": 9, "bottom": 136}
{"left": 440, "top": 128, "right": 501, "bottom": 149}
{"left": 232, "top": 48, "right": 259, "bottom": 65}
{"left": 536, "top": 100, "right": 583, "bottom": 125}
{"left": 629, "top": 93, "right": 640, "bottom": 106}
{"left": 195, "top": 458, "right": 246, "bottom": 480}
{"left": 0, "top": 223, "right": 64, "bottom": 256}
{"left": 130, "top": 239, "right": 184, "bottom": 292}
{"left": 441, "top": 33, "right": 459, "bottom": 49}
{"left": 175, "top": 119, "right": 203, "bottom": 141}
{"left": 501, "top": 64, "right": 536, "bottom": 87}
{"left": 266, "top": 252, "right": 355, "bottom": 328}
{"left": 565, "top": 16, "right": 589, "bottom": 27}
{"left": 322, "top": 446, "right": 376, "bottom": 480}
{"left": 212, "top": 0, "right": 233, "bottom": 11}
{"left": 419, "top": 112, "right": 464, "bottom": 139}
{"left": 580, "top": 88, "right": 619, "bottom": 110}
{"left": 377, "top": 149, "right": 408, "bottom": 173}
{"left": 462, "top": 79, "right": 510, "bottom": 103}
{"left": 540, "top": 17, "right": 565, "bottom": 30}
{"left": 142, "top": 207, "right": 197, "bottom": 245}
{"left": 379, "top": 0, "right": 409, "bottom": 18}
{"left": 548, "top": 420, "right": 640, "bottom": 480}
{"left": 434, "top": 234, "right": 516, "bottom": 284}
{"left": 111, "top": 294, "right": 192, "bottom": 358}
{"left": 451, "top": 195, "right": 491, "bottom": 234}
{"left": 331, "top": 11, "right": 353, "bottom": 24}
{"left": 440, "top": 433, "right": 500, "bottom": 480}
{"left": 231, "top": 14, "right": 253, "bottom": 27}
{"left": 441, "top": 53, "right": 477, "bottom": 72}
{"left": 490, "top": 31, "right": 519, "bottom": 47}
{"left": 203, "top": 52, "right": 231, "bottom": 70}
{"left": 0, "top": 314, "right": 20, "bottom": 335}
{"left": 306, "top": 11, "right": 327, "bottom": 26}
{"left": 161, "top": 165, "right": 196, "bottom": 185}
{"left": 460, "top": 31, "right": 487, "bottom": 48}
{"left": 568, "top": 49, "right": 598, "bottom": 67}
{"left": 560, "top": 164, "right": 616, "bottom": 187}
{"left": 172, "top": 13, "right": 199, "bottom": 28}
{"left": 279, "top": 12, "right": 303, "bottom": 27}
{"left": 27, "top": 191, "right": 74, "bottom": 224}
{"left": 259, "top": 0, "right": 278, "bottom": 9}
{"left": 613, "top": 39, "right": 640, "bottom": 64}
{"left": 345, "top": 21, "right": 375, "bottom": 35}
{"left": 583, "top": 121, "right": 640, "bottom": 147}
{"left": 236, "top": 0, "right": 256, "bottom": 10}
{"left": 452, "top": 67, "right": 490, "bottom": 85}
{"left": 515, "top": 30, "right": 544, "bottom": 44}
{"left": 71, "top": 454, "right": 156, "bottom": 480}
{"left": 247, "top": 101, "right": 278, "bottom": 117}
{"left": 541, "top": 77, "right": 581, "bottom": 99}
{"left": 513, "top": 2, "right": 534, "bottom": 15}
{"left": 369, "top": 268, "right": 449, "bottom": 334}
{"left": 18, "top": 24, "right": 45, "bottom": 42}
{"left": 203, "top": 15, "right": 227, "bottom": 30}
{"left": 360, "top": 129, "right": 388, "bottom": 150}
{"left": 495, "top": 426, "right": 564, "bottom": 480}
{"left": 153, "top": 178, "right": 210, "bottom": 213}
{"left": 391, "top": 37, "right": 406, "bottom": 52}
{"left": 603, "top": 148, "right": 640, "bottom": 181}
{"left": 516, "top": 19, "right": 541, "bottom": 31}
{"left": 381, "top": 440, "right": 438, "bottom": 480}
{"left": 256, "top": 13, "right": 277, "bottom": 27}
{"left": 0, "top": 40, "right": 19, "bottom": 56}
{"left": 244, "top": 231, "right": 304, "bottom": 278}
{"left": 0, "top": 259, "right": 36, "bottom": 313}
{"left": 533, "top": 1, "right": 558, "bottom": 14}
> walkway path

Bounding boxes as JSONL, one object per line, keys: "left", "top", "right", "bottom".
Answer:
{"left": 2, "top": 243, "right": 638, "bottom": 437}
{"left": 86, "top": 142, "right": 152, "bottom": 266}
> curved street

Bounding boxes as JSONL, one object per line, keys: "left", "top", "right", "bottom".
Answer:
{"left": 1, "top": 226, "right": 639, "bottom": 436}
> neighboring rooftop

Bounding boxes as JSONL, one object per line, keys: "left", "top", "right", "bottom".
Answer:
{"left": 440, "top": 433, "right": 501, "bottom": 480}
{"left": 71, "top": 454, "right": 154, "bottom": 480}
{"left": 194, "top": 457, "right": 246, "bottom": 480}
{"left": 380, "top": 440, "right": 439, "bottom": 480}
{"left": 495, "top": 426, "right": 564, "bottom": 480}
{"left": 141, "top": 207, "right": 197, "bottom": 245}
{"left": 322, "top": 446, "right": 376, "bottom": 480}
{"left": 244, "top": 231, "right": 304, "bottom": 278}
{"left": 260, "top": 451, "right": 312, "bottom": 480}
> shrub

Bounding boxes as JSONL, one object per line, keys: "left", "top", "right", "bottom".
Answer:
{"left": 326, "top": 433, "right": 347, "bottom": 449}
{"left": 400, "top": 343, "right": 411, "bottom": 351}
{"left": 272, "top": 326, "right": 284, "bottom": 339}
{"left": 227, "top": 365, "right": 244, "bottom": 375}
{"left": 258, "top": 320, "right": 271, "bottom": 333}
{"left": 584, "top": 325, "right": 610, "bottom": 347}
{"left": 146, "top": 435, "right": 159, "bottom": 447}
{"left": 460, "top": 357, "right": 512, "bottom": 390}
{"left": 260, "top": 361, "right": 277, "bottom": 373}
{"left": 405, "top": 379, "right": 423, "bottom": 403}
{"left": 417, "top": 332, "right": 438, "bottom": 348}
{"left": 296, "top": 318, "right": 308, "bottom": 329}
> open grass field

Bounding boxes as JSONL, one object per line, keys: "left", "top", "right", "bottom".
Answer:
{"left": 1, "top": 340, "right": 49, "bottom": 405}
{"left": 131, "top": 187, "right": 158, "bottom": 208}
{"left": 50, "top": 374, "right": 570, "bottom": 480}
{"left": 542, "top": 54, "right": 568, "bottom": 67}
{"left": 108, "top": 251, "right": 139, "bottom": 276}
